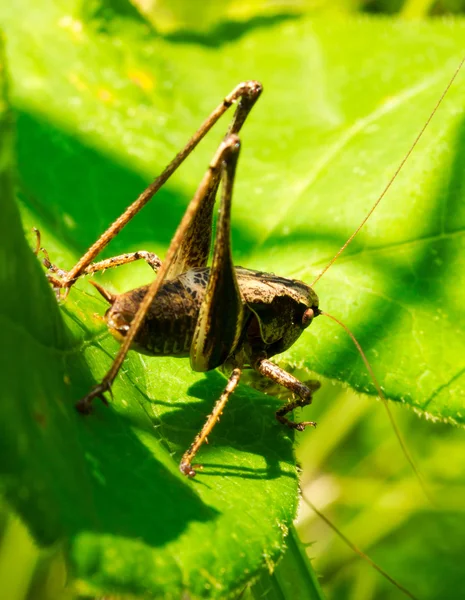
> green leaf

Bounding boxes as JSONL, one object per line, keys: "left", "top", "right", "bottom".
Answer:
{"left": 245, "top": 525, "right": 326, "bottom": 600}
{"left": 2, "top": 0, "right": 465, "bottom": 597}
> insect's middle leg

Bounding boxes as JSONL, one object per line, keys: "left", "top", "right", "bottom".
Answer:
{"left": 253, "top": 357, "right": 320, "bottom": 431}
{"left": 180, "top": 367, "right": 242, "bottom": 478}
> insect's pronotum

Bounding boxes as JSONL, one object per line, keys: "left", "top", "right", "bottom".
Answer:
{"left": 36, "top": 62, "right": 464, "bottom": 484}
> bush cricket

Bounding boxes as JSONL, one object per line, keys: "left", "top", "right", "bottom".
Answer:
{"left": 35, "top": 60, "right": 464, "bottom": 486}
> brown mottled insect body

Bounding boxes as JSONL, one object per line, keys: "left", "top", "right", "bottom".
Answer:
{"left": 97, "top": 266, "right": 319, "bottom": 366}
{"left": 103, "top": 275, "right": 204, "bottom": 357}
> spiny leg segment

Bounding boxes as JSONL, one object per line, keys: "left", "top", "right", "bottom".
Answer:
{"left": 180, "top": 368, "right": 242, "bottom": 478}
{"left": 254, "top": 357, "right": 319, "bottom": 430}
{"left": 77, "top": 251, "right": 162, "bottom": 275}
{"left": 33, "top": 228, "right": 162, "bottom": 294}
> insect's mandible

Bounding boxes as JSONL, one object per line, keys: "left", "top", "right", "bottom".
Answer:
{"left": 35, "top": 63, "right": 464, "bottom": 478}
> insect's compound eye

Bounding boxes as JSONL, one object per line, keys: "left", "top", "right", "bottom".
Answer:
{"left": 301, "top": 308, "right": 314, "bottom": 329}
{"left": 108, "top": 310, "right": 132, "bottom": 334}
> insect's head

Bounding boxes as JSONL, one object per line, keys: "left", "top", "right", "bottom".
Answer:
{"left": 236, "top": 269, "right": 320, "bottom": 358}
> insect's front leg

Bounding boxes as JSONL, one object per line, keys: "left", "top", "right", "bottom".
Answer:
{"left": 253, "top": 357, "right": 320, "bottom": 431}
{"left": 81, "top": 251, "right": 162, "bottom": 275}
{"left": 33, "top": 228, "right": 162, "bottom": 296}
{"left": 32, "top": 228, "right": 71, "bottom": 294}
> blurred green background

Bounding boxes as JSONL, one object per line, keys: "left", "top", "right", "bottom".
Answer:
{"left": 2, "top": 0, "right": 465, "bottom": 599}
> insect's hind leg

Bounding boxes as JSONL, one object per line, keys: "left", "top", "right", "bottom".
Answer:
{"left": 180, "top": 367, "right": 242, "bottom": 478}
{"left": 56, "top": 80, "right": 262, "bottom": 291}
{"left": 76, "top": 135, "right": 243, "bottom": 412}
{"left": 253, "top": 357, "right": 320, "bottom": 430}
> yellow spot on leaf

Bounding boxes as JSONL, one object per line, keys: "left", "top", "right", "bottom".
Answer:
{"left": 67, "top": 72, "right": 88, "bottom": 92}
{"left": 62, "top": 212, "right": 77, "bottom": 229}
{"left": 58, "top": 15, "right": 83, "bottom": 40}
{"left": 97, "top": 88, "right": 114, "bottom": 104}
{"left": 128, "top": 69, "right": 155, "bottom": 92}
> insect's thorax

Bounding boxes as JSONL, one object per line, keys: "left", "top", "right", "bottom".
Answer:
{"left": 104, "top": 267, "right": 319, "bottom": 366}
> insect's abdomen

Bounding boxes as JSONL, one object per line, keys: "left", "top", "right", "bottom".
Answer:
{"left": 106, "top": 270, "right": 208, "bottom": 356}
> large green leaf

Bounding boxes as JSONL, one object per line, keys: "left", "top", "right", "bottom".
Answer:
{"left": 2, "top": 0, "right": 465, "bottom": 597}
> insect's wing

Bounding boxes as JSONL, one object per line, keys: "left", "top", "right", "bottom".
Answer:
{"left": 190, "top": 136, "right": 245, "bottom": 372}
{"left": 165, "top": 171, "right": 221, "bottom": 279}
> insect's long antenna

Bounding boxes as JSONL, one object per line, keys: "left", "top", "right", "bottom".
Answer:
{"left": 311, "top": 56, "right": 465, "bottom": 288}
{"left": 301, "top": 494, "right": 419, "bottom": 600}
{"left": 320, "top": 310, "right": 433, "bottom": 504}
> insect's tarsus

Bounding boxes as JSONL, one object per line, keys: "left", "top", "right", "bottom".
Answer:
{"left": 254, "top": 358, "right": 319, "bottom": 430}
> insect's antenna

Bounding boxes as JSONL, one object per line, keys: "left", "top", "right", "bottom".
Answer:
{"left": 301, "top": 494, "right": 419, "bottom": 600}
{"left": 311, "top": 56, "right": 465, "bottom": 288}
{"left": 320, "top": 310, "right": 433, "bottom": 504}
